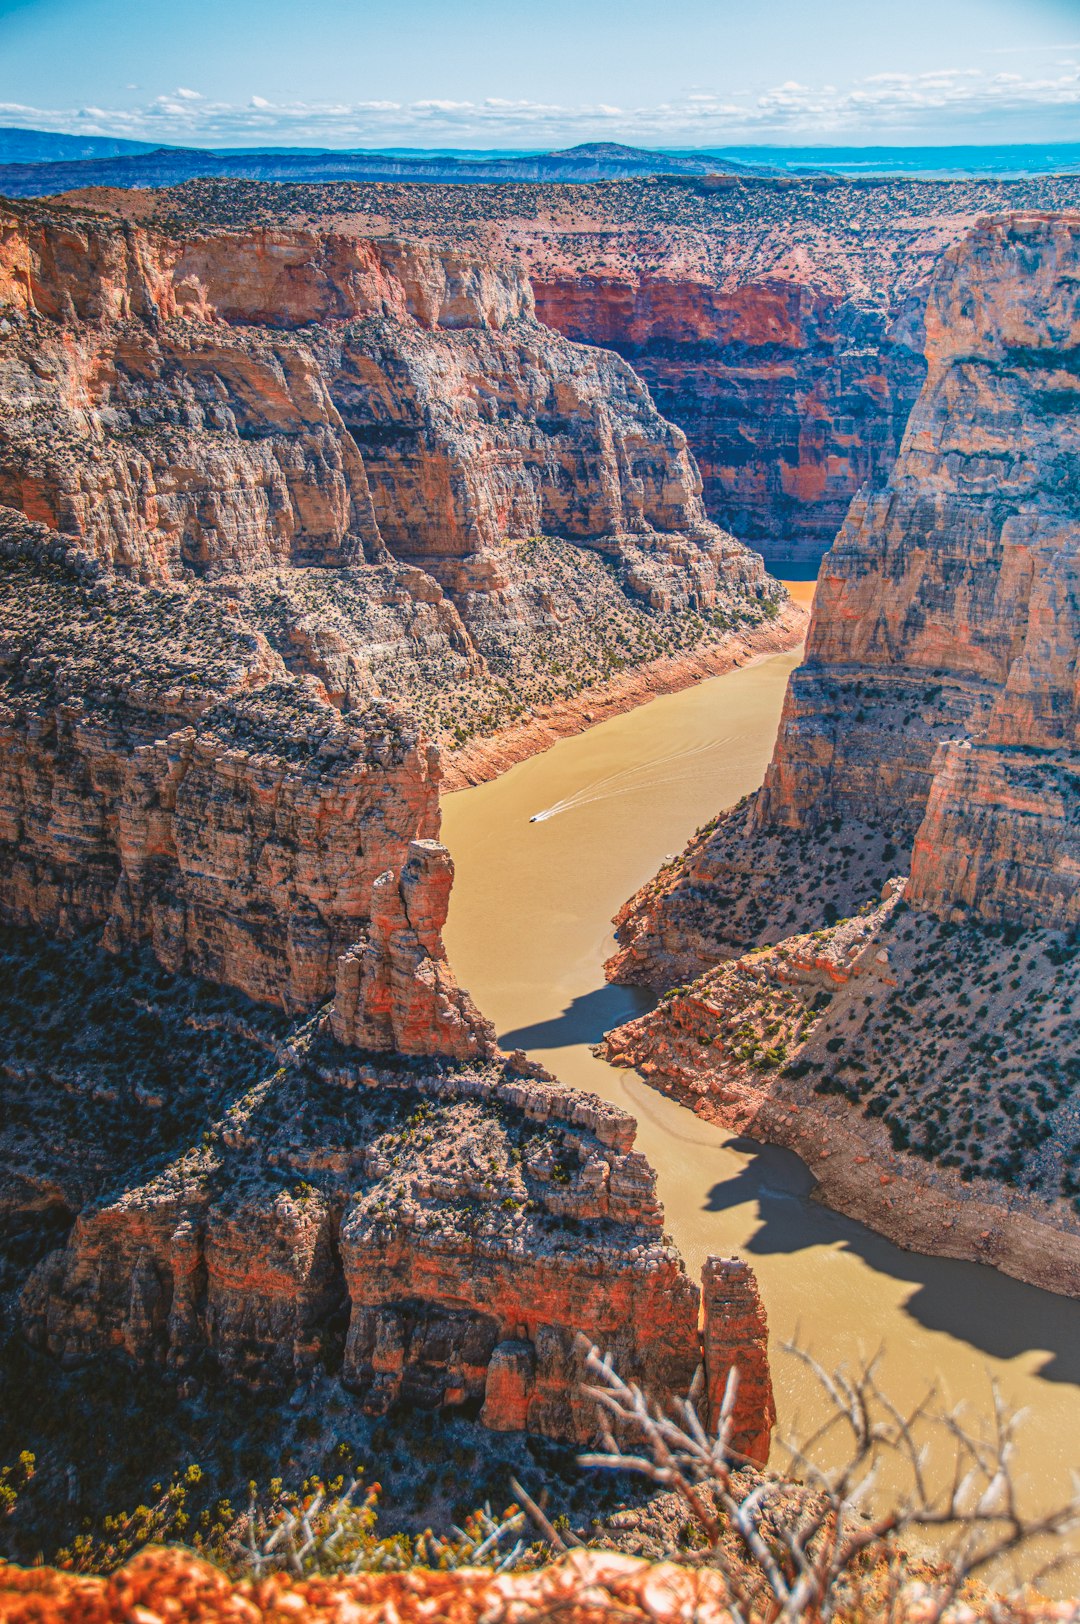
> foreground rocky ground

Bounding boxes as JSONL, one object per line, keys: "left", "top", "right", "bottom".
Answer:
{"left": 6, "top": 1544, "right": 1072, "bottom": 1624}
{"left": 603, "top": 210, "right": 1080, "bottom": 1287}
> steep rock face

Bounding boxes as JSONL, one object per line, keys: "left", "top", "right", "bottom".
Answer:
{"left": 610, "top": 212, "right": 1080, "bottom": 986}
{"left": 69, "top": 172, "right": 1080, "bottom": 572}
{"left": 0, "top": 201, "right": 786, "bottom": 764}
{"left": 0, "top": 513, "right": 490, "bottom": 1059}
{"left": 0, "top": 205, "right": 714, "bottom": 581}
{"left": 0, "top": 320, "right": 386, "bottom": 581}
{"left": 321, "top": 315, "right": 707, "bottom": 561}
{"left": 536, "top": 275, "right": 925, "bottom": 570}
{"left": 601, "top": 212, "right": 1080, "bottom": 1287}
{"left": 0, "top": 214, "right": 534, "bottom": 331}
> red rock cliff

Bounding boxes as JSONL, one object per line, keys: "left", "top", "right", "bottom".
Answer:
{"left": 0, "top": 199, "right": 782, "bottom": 762}
{"left": 608, "top": 211, "right": 1080, "bottom": 987}
{"left": 535, "top": 272, "right": 925, "bottom": 572}
{"left": 0, "top": 512, "right": 490, "bottom": 1059}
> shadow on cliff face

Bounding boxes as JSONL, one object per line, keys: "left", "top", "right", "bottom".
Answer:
{"left": 499, "top": 983, "right": 654, "bottom": 1052}
{"left": 706, "top": 1139, "right": 1080, "bottom": 1386}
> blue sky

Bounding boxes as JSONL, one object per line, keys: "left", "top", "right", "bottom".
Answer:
{"left": 0, "top": 0, "right": 1078, "bottom": 148}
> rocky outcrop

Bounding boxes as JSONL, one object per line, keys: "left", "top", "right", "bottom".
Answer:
{"left": 0, "top": 511, "right": 490, "bottom": 1059}
{"left": 601, "top": 212, "right": 1080, "bottom": 1289}
{"left": 602, "top": 884, "right": 1080, "bottom": 1295}
{"left": 701, "top": 1258, "right": 775, "bottom": 1462}
{"left": 4, "top": 927, "right": 774, "bottom": 1449}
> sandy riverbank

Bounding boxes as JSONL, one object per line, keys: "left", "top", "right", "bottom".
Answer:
{"left": 441, "top": 602, "right": 807, "bottom": 792}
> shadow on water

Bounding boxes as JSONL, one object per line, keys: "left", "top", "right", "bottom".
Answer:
{"left": 707, "top": 1138, "right": 1080, "bottom": 1386}
{"left": 499, "top": 982, "right": 654, "bottom": 1051}
{"left": 501, "top": 974, "right": 1080, "bottom": 1388}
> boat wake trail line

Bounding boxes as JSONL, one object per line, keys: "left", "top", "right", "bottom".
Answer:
{"left": 529, "top": 734, "right": 734, "bottom": 823}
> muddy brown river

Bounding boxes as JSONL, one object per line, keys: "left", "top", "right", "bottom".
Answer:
{"left": 441, "top": 593, "right": 1080, "bottom": 1584}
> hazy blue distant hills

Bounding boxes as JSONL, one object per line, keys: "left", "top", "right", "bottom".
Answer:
{"left": 1, "top": 130, "right": 1078, "bottom": 198}
{"left": 707, "top": 141, "right": 1080, "bottom": 178}
{"left": 0, "top": 125, "right": 159, "bottom": 163}
{"left": 0, "top": 138, "right": 778, "bottom": 197}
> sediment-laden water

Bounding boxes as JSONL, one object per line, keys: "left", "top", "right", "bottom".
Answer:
{"left": 441, "top": 599, "right": 1080, "bottom": 1580}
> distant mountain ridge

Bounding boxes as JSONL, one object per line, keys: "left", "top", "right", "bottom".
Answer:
{"left": 0, "top": 125, "right": 159, "bottom": 163}
{"left": 0, "top": 135, "right": 777, "bottom": 196}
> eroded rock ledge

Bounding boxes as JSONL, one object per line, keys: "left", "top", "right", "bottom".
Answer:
{"left": 603, "top": 212, "right": 1080, "bottom": 1289}
{"left": 1, "top": 924, "right": 773, "bottom": 1455}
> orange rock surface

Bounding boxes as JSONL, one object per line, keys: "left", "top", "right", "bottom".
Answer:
{"left": 3, "top": 1541, "right": 1077, "bottom": 1624}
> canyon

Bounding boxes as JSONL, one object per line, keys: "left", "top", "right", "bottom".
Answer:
{"left": 78, "top": 167, "right": 1080, "bottom": 571}
{"left": 603, "top": 210, "right": 1080, "bottom": 1290}
{"left": 0, "top": 189, "right": 783, "bottom": 1532}
{"left": 0, "top": 196, "right": 794, "bottom": 767}
{"left": 4, "top": 164, "right": 1080, "bottom": 1573}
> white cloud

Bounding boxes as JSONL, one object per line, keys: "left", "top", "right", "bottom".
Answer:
{"left": 6, "top": 64, "right": 1080, "bottom": 149}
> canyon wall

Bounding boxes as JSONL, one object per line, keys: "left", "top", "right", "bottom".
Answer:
{"left": 601, "top": 211, "right": 1080, "bottom": 1287}
{"left": 0, "top": 512, "right": 490, "bottom": 1059}
{"left": 610, "top": 210, "right": 1080, "bottom": 986}
{"left": 0, "top": 522, "right": 775, "bottom": 1451}
{"left": 535, "top": 273, "right": 926, "bottom": 571}
{"left": 0, "top": 205, "right": 709, "bottom": 578}
{"left": 0, "top": 199, "right": 784, "bottom": 761}
{"left": 133, "top": 168, "right": 1073, "bottom": 573}
{"left": 0, "top": 203, "right": 779, "bottom": 1449}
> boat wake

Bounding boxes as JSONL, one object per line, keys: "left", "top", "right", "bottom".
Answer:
{"left": 529, "top": 734, "right": 733, "bottom": 824}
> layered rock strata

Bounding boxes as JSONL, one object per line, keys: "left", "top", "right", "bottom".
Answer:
{"left": 0, "top": 512, "right": 489, "bottom": 1059}
{"left": 0, "top": 200, "right": 790, "bottom": 761}
{"left": 0, "top": 205, "right": 780, "bottom": 1445}
{"left": 602, "top": 212, "right": 1080, "bottom": 1286}
{"left": 105, "top": 171, "right": 1080, "bottom": 569}
{"left": 2, "top": 927, "right": 774, "bottom": 1454}
{"left": 535, "top": 274, "right": 927, "bottom": 572}
{"left": 611, "top": 211, "right": 1080, "bottom": 986}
